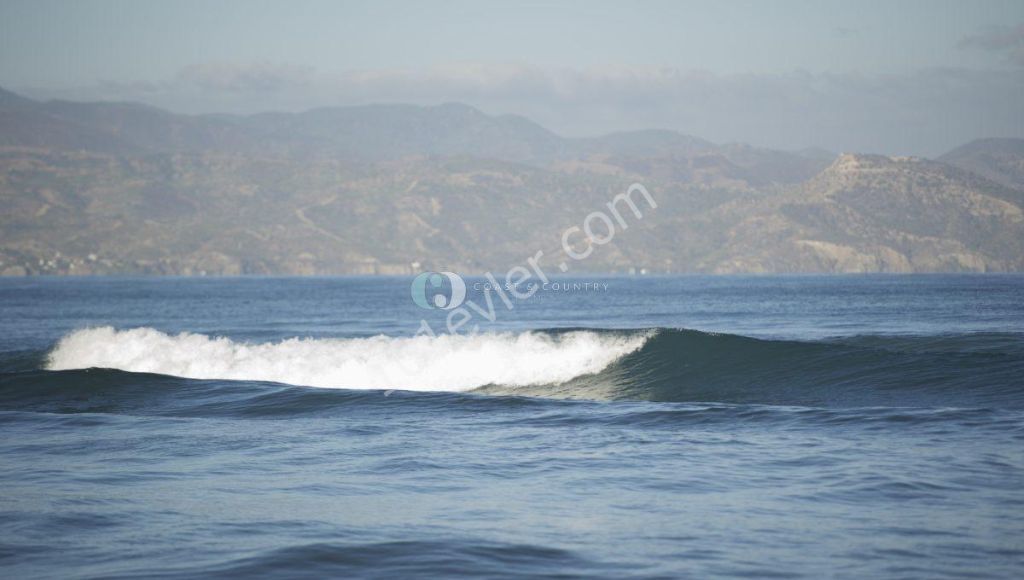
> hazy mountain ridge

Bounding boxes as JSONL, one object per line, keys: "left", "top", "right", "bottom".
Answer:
{"left": 938, "top": 138, "right": 1024, "bottom": 191}
{"left": 1, "top": 88, "right": 1021, "bottom": 275}
{"left": 0, "top": 88, "right": 824, "bottom": 173}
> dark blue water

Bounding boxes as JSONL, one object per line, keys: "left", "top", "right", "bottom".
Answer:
{"left": 1, "top": 275, "right": 1023, "bottom": 578}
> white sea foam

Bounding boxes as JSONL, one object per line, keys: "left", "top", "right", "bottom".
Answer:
{"left": 46, "top": 326, "right": 650, "bottom": 392}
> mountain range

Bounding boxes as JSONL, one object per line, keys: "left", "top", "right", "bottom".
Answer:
{"left": 1, "top": 87, "right": 1022, "bottom": 275}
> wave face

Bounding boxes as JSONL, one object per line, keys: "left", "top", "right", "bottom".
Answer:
{"left": 45, "top": 326, "right": 649, "bottom": 392}
{"left": 42, "top": 326, "right": 1024, "bottom": 409}
{"left": 558, "top": 328, "right": 1024, "bottom": 408}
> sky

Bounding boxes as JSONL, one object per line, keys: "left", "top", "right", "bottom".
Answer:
{"left": 1, "top": 0, "right": 1023, "bottom": 156}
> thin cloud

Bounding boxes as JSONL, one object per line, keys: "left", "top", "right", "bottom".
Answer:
{"left": 176, "top": 62, "right": 314, "bottom": 93}
{"left": 959, "top": 23, "right": 1024, "bottom": 66}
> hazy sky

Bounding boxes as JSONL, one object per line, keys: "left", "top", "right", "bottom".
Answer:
{"left": 2, "top": 0, "right": 1023, "bottom": 156}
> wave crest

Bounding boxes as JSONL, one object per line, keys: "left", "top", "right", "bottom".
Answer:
{"left": 45, "top": 327, "right": 650, "bottom": 392}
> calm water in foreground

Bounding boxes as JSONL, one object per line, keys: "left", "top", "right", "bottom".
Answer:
{"left": 1, "top": 275, "right": 1022, "bottom": 578}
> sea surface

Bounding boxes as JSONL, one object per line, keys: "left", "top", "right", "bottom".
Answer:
{"left": 1, "top": 275, "right": 1022, "bottom": 578}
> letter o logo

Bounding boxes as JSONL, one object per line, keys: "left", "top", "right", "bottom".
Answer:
{"left": 411, "top": 272, "right": 466, "bottom": 310}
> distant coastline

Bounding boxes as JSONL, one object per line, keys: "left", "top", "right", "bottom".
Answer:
{"left": 3, "top": 89, "right": 1023, "bottom": 276}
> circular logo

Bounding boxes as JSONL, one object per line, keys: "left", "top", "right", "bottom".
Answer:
{"left": 411, "top": 272, "right": 466, "bottom": 310}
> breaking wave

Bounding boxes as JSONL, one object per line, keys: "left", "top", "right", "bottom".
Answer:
{"left": 45, "top": 326, "right": 649, "bottom": 392}
{"left": 32, "top": 326, "right": 1024, "bottom": 409}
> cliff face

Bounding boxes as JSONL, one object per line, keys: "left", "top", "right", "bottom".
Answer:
{"left": 1, "top": 89, "right": 1022, "bottom": 275}
{"left": 692, "top": 154, "right": 1024, "bottom": 273}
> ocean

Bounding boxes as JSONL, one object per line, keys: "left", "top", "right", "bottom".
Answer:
{"left": 1, "top": 275, "right": 1022, "bottom": 578}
